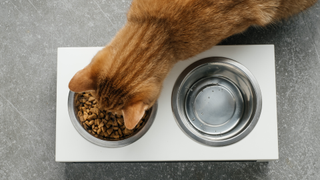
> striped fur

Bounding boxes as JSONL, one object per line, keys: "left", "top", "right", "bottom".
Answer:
{"left": 69, "top": 0, "right": 317, "bottom": 129}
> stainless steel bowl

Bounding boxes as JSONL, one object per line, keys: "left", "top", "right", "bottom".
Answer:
{"left": 172, "top": 57, "right": 262, "bottom": 146}
{"left": 68, "top": 91, "right": 158, "bottom": 148}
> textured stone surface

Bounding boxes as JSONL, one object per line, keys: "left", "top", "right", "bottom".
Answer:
{"left": 0, "top": 0, "right": 319, "bottom": 179}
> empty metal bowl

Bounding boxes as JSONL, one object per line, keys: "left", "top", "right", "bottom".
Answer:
{"left": 172, "top": 57, "right": 262, "bottom": 146}
{"left": 68, "top": 91, "right": 158, "bottom": 148}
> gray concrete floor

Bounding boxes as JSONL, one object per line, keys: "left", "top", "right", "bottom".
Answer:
{"left": 1, "top": 0, "right": 320, "bottom": 179}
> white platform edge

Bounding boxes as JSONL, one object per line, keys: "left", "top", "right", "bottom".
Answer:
{"left": 56, "top": 45, "right": 279, "bottom": 162}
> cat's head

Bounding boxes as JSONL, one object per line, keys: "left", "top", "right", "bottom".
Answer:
{"left": 69, "top": 47, "right": 162, "bottom": 129}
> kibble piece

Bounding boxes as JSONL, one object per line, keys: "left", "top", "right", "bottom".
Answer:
{"left": 90, "top": 108, "right": 99, "bottom": 115}
{"left": 106, "top": 120, "right": 113, "bottom": 128}
{"left": 109, "top": 133, "right": 115, "bottom": 139}
{"left": 75, "top": 100, "right": 80, "bottom": 107}
{"left": 88, "top": 114, "right": 97, "bottom": 120}
{"left": 114, "top": 132, "right": 120, "bottom": 139}
{"left": 89, "top": 120, "right": 94, "bottom": 126}
{"left": 99, "top": 113, "right": 104, "bottom": 119}
{"left": 97, "top": 128, "right": 101, "bottom": 135}
{"left": 83, "top": 112, "right": 88, "bottom": 121}
{"left": 136, "top": 120, "right": 143, "bottom": 129}
{"left": 113, "top": 121, "right": 118, "bottom": 127}
{"left": 107, "top": 128, "right": 113, "bottom": 135}
{"left": 98, "top": 122, "right": 104, "bottom": 128}
{"left": 123, "top": 129, "right": 133, "bottom": 136}
{"left": 97, "top": 119, "right": 101, "bottom": 125}
{"left": 109, "top": 113, "right": 115, "bottom": 120}
{"left": 88, "top": 97, "right": 95, "bottom": 102}
{"left": 118, "top": 129, "right": 123, "bottom": 137}
{"left": 85, "top": 121, "right": 90, "bottom": 126}
{"left": 117, "top": 117, "right": 124, "bottom": 126}
{"left": 79, "top": 116, "right": 84, "bottom": 122}
{"left": 103, "top": 131, "right": 108, "bottom": 137}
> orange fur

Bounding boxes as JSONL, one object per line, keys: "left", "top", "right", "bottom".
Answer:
{"left": 69, "top": 0, "right": 317, "bottom": 129}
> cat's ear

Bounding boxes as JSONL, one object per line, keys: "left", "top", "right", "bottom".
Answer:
{"left": 69, "top": 67, "right": 96, "bottom": 92}
{"left": 122, "top": 101, "right": 148, "bottom": 130}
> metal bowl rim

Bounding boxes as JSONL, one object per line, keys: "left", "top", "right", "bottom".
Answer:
{"left": 68, "top": 91, "right": 158, "bottom": 148}
{"left": 171, "top": 56, "right": 262, "bottom": 146}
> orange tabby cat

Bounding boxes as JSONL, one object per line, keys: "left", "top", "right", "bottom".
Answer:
{"left": 69, "top": 0, "right": 317, "bottom": 129}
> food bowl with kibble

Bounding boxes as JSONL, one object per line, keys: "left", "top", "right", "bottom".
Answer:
{"left": 68, "top": 91, "right": 157, "bottom": 148}
{"left": 172, "top": 57, "right": 262, "bottom": 146}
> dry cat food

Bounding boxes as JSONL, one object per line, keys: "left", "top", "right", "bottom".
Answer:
{"left": 74, "top": 92, "right": 149, "bottom": 141}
